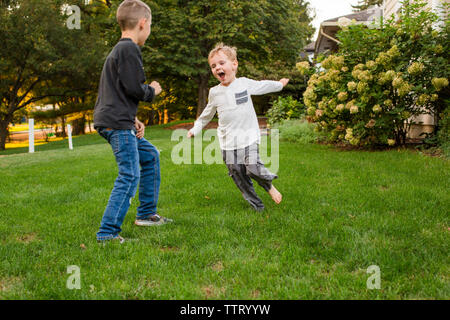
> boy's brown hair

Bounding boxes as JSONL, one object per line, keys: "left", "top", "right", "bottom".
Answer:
{"left": 208, "top": 43, "right": 238, "bottom": 63}
{"left": 116, "top": 0, "right": 152, "bottom": 31}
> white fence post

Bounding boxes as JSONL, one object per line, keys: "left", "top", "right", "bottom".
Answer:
{"left": 29, "top": 118, "right": 34, "bottom": 153}
{"left": 67, "top": 124, "right": 73, "bottom": 150}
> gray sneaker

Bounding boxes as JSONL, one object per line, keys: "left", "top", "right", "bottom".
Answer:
{"left": 135, "top": 214, "right": 173, "bottom": 226}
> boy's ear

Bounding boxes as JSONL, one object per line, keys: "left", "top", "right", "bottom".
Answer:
{"left": 138, "top": 18, "right": 147, "bottom": 29}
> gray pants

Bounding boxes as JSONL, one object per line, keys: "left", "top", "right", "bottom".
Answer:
{"left": 222, "top": 143, "right": 278, "bottom": 211}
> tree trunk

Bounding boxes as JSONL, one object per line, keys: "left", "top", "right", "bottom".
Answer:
{"left": 0, "top": 119, "right": 9, "bottom": 151}
{"left": 0, "top": 112, "right": 14, "bottom": 151}
{"left": 196, "top": 73, "right": 210, "bottom": 118}
{"left": 164, "top": 109, "right": 169, "bottom": 124}
{"left": 72, "top": 116, "right": 86, "bottom": 135}
{"left": 157, "top": 110, "right": 163, "bottom": 124}
{"left": 61, "top": 116, "right": 66, "bottom": 138}
{"left": 147, "top": 110, "right": 156, "bottom": 126}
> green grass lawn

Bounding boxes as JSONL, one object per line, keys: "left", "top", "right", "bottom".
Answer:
{"left": 0, "top": 125, "right": 449, "bottom": 299}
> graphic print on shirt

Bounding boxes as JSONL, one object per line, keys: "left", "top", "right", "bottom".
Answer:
{"left": 235, "top": 90, "right": 248, "bottom": 105}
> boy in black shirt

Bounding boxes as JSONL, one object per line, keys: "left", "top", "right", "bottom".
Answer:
{"left": 94, "top": 0, "right": 172, "bottom": 243}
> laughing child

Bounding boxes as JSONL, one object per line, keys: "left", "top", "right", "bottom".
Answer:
{"left": 188, "top": 43, "right": 289, "bottom": 211}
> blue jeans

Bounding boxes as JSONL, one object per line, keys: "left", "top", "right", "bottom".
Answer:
{"left": 96, "top": 128, "right": 160, "bottom": 240}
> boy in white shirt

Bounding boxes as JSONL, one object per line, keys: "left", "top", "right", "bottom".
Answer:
{"left": 188, "top": 43, "right": 288, "bottom": 211}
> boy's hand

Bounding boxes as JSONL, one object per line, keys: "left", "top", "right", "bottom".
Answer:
{"left": 279, "top": 78, "right": 289, "bottom": 87}
{"left": 150, "top": 81, "right": 162, "bottom": 95}
{"left": 135, "top": 118, "right": 145, "bottom": 139}
{"left": 187, "top": 130, "right": 193, "bottom": 138}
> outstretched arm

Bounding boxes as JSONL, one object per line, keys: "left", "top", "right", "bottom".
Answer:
{"left": 245, "top": 77, "right": 289, "bottom": 95}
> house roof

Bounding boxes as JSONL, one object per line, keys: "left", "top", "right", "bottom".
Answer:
{"left": 323, "top": 7, "right": 381, "bottom": 23}
{"left": 304, "top": 41, "right": 316, "bottom": 52}
{"left": 300, "top": 41, "right": 316, "bottom": 59}
{"left": 314, "top": 6, "right": 382, "bottom": 56}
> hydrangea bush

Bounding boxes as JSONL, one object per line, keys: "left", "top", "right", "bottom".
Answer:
{"left": 297, "top": 0, "right": 449, "bottom": 147}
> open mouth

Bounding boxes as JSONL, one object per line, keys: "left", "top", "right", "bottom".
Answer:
{"left": 218, "top": 71, "right": 226, "bottom": 81}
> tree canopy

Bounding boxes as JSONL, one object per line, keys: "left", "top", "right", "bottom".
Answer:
{"left": 142, "top": 0, "right": 314, "bottom": 116}
{"left": 0, "top": 0, "right": 109, "bottom": 149}
{"left": 0, "top": 0, "right": 314, "bottom": 150}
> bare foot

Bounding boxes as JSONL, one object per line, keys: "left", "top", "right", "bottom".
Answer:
{"left": 268, "top": 185, "right": 282, "bottom": 204}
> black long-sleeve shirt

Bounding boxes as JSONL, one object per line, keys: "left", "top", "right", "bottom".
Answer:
{"left": 93, "top": 38, "right": 155, "bottom": 130}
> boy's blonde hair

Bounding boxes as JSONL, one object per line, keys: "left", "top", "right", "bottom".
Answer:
{"left": 117, "top": 0, "right": 152, "bottom": 31}
{"left": 208, "top": 43, "right": 238, "bottom": 63}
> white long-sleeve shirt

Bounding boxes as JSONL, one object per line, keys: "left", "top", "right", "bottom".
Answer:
{"left": 190, "top": 77, "right": 283, "bottom": 150}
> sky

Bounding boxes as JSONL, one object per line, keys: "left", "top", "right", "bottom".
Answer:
{"left": 308, "top": 0, "right": 362, "bottom": 39}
